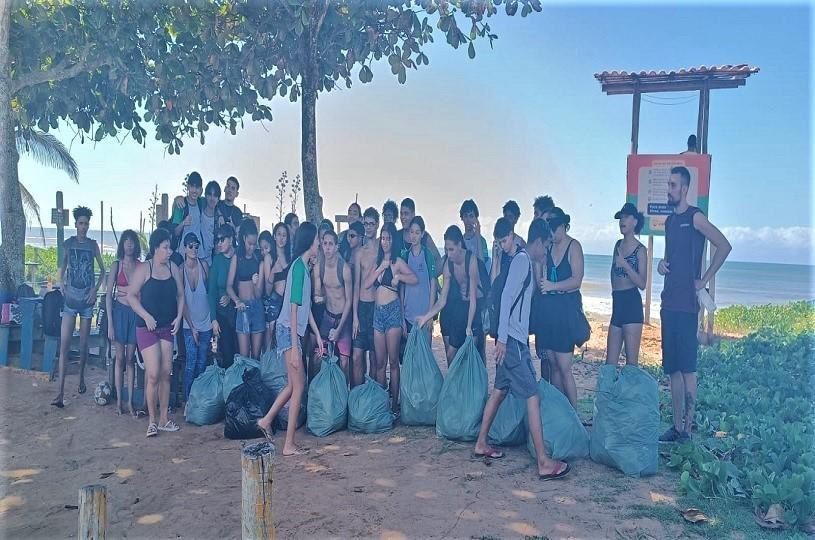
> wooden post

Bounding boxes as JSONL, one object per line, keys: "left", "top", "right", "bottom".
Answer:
{"left": 100, "top": 201, "right": 104, "bottom": 255}
{"left": 241, "top": 441, "right": 275, "bottom": 540}
{"left": 702, "top": 83, "right": 714, "bottom": 339}
{"left": 78, "top": 484, "right": 107, "bottom": 540}
{"left": 630, "top": 90, "right": 641, "bottom": 154}
{"left": 644, "top": 235, "right": 654, "bottom": 324}
{"left": 56, "top": 191, "right": 65, "bottom": 267}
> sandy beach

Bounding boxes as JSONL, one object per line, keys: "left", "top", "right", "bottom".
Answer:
{"left": 0, "top": 313, "right": 677, "bottom": 539}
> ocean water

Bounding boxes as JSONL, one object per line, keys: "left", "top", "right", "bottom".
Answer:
{"left": 26, "top": 228, "right": 813, "bottom": 316}
{"left": 581, "top": 254, "right": 813, "bottom": 316}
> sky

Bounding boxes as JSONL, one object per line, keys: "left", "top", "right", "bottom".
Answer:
{"left": 18, "top": 2, "right": 814, "bottom": 265}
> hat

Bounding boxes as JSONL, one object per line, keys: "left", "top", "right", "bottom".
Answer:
{"left": 183, "top": 232, "right": 201, "bottom": 246}
{"left": 614, "top": 202, "right": 639, "bottom": 219}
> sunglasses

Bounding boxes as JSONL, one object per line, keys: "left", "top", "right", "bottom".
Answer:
{"left": 186, "top": 243, "right": 200, "bottom": 249}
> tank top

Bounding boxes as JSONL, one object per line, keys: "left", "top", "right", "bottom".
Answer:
{"left": 611, "top": 241, "right": 642, "bottom": 279}
{"left": 136, "top": 261, "right": 178, "bottom": 328}
{"left": 404, "top": 249, "right": 431, "bottom": 322}
{"left": 235, "top": 252, "right": 260, "bottom": 284}
{"left": 547, "top": 239, "right": 575, "bottom": 283}
{"left": 661, "top": 206, "right": 705, "bottom": 313}
{"left": 183, "top": 260, "right": 211, "bottom": 332}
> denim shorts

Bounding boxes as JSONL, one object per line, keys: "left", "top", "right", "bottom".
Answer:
{"left": 62, "top": 304, "right": 94, "bottom": 320}
{"left": 263, "top": 291, "right": 283, "bottom": 324}
{"left": 112, "top": 301, "right": 137, "bottom": 345}
{"left": 373, "top": 299, "right": 402, "bottom": 333}
{"left": 236, "top": 298, "right": 265, "bottom": 335}
{"left": 275, "top": 323, "right": 302, "bottom": 354}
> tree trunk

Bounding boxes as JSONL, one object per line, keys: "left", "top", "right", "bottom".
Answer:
{"left": 300, "top": 36, "right": 323, "bottom": 225}
{"left": 0, "top": 1, "right": 24, "bottom": 297}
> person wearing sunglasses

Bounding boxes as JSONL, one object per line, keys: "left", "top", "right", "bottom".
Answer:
{"left": 180, "top": 233, "right": 212, "bottom": 406}
{"left": 208, "top": 224, "right": 238, "bottom": 367}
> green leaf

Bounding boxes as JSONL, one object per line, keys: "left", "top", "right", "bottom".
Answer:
{"left": 468, "top": 42, "right": 475, "bottom": 59}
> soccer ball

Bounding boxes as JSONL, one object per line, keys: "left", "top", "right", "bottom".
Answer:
{"left": 94, "top": 382, "right": 113, "bottom": 406}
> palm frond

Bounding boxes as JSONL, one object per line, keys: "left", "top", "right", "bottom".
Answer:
{"left": 20, "top": 183, "right": 46, "bottom": 246}
{"left": 16, "top": 129, "right": 80, "bottom": 183}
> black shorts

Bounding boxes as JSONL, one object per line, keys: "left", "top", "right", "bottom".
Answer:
{"left": 610, "top": 288, "right": 644, "bottom": 327}
{"left": 660, "top": 309, "right": 698, "bottom": 374}
{"left": 353, "top": 301, "right": 375, "bottom": 352}
{"left": 440, "top": 297, "right": 482, "bottom": 349}
{"left": 538, "top": 292, "right": 585, "bottom": 354}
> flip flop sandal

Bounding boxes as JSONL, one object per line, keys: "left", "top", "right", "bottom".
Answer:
{"left": 472, "top": 449, "right": 505, "bottom": 459}
{"left": 51, "top": 398, "right": 65, "bottom": 408}
{"left": 158, "top": 420, "right": 180, "bottom": 432}
{"left": 257, "top": 422, "right": 274, "bottom": 443}
{"left": 539, "top": 462, "right": 571, "bottom": 481}
{"left": 78, "top": 382, "right": 87, "bottom": 394}
{"left": 146, "top": 423, "right": 159, "bottom": 438}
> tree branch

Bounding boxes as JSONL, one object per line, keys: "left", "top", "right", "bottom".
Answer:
{"left": 313, "top": 0, "right": 330, "bottom": 42}
{"left": 11, "top": 48, "right": 112, "bottom": 95}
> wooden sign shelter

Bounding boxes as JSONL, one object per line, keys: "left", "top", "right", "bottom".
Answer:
{"left": 594, "top": 64, "right": 759, "bottom": 331}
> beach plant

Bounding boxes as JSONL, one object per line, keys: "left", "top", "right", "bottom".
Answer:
{"left": 666, "top": 329, "right": 815, "bottom": 531}
{"left": 716, "top": 301, "right": 815, "bottom": 335}
{"left": 275, "top": 171, "right": 289, "bottom": 223}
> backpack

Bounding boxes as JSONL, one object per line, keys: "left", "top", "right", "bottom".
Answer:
{"left": 487, "top": 250, "right": 532, "bottom": 340}
{"left": 42, "top": 289, "right": 64, "bottom": 337}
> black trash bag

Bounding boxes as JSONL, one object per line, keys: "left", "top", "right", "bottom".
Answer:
{"left": 224, "top": 367, "right": 277, "bottom": 440}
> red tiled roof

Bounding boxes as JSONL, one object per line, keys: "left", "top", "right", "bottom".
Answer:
{"left": 594, "top": 64, "right": 759, "bottom": 83}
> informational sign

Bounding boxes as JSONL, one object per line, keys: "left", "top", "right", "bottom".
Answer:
{"left": 626, "top": 154, "right": 711, "bottom": 235}
{"left": 50, "top": 208, "right": 70, "bottom": 226}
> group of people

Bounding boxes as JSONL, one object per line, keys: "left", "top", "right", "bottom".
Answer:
{"left": 50, "top": 163, "right": 731, "bottom": 475}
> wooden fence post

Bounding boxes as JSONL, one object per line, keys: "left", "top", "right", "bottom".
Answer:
{"left": 241, "top": 441, "right": 276, "bottom": 540}
{"left": 78, "top": 484, "right": 107, "bottom": 539}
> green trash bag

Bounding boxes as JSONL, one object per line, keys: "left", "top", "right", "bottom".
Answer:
{"left": 307, "top": 354, "right": 349, "bottom": 437}
{"left": 222, "top": 355, "right": 260, "bottom": 403}
{"left": 488, "top": 392, "right": 527, "bottom": 446}
{"left": 264, "top": 348, "right": 307, "bottom": 430}
{"left": 348, "top": 377, "right": 394, "bottom": 434}
{"left": 526, "top": 379, "right": 589, "bottom": 460}
{"left": 259, "top": 348, "right": 278, "bottom": 389}
{"left": 436, "top": 337, "right": 488, "bottom": 441}
{"left": 400, "top": 326, "right": 444, "bottom": 425}
{"left": 186, "top": 364, "right": 226, "bottom": 426}
{"left": 590, "top": 365, "right": 660, "bottom": 477}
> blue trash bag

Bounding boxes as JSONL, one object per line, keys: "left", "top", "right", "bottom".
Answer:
{"left": 526, "top": 379, "right": 590, "bottom": 460}
{"left": 224, "top": 367, "right": 276, "bottom": 440}
{"left": 488, "top": 392, "right": 528, "bottom": 447}
{"left": 348, "top": 376, "right": 394, "bottom": 434}
{"left": 400, "top": 325, "right": 444, "bottom": 425}
{"left": 263, "top": 348, "right": 307, "bottom": 430}
{"left": 222, "top": 355, "right": 260, "bottom": 403}
{"left": 590, "top": 365, "right": 660, "bottom": 477}
{"left": 186, "top": 364, "right": 226, "bottom": 426}
{"left": 307, "top": 353, "right": 349, "bottom": 437}
{"left": 436, "top": 337, "right": 488, "bottom": 441}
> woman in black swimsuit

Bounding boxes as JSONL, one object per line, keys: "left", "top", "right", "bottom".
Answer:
{"left": 128, "top": 228, "right": 185, "bottom": 438}
{"left": 261, "top": 223, "right": 291, "bottom": 350}
{"left": 539, "top": 208, "right": 587, "bottom": 409}
{"left": 606, "top": 203, "right": 647, "bottom": 366}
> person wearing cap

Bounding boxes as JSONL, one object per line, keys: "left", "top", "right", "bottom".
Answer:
{"left": 606, "top": 203, "right": 647, "bottom": 367}
{"left": 180, "top": 232, "right": 212, "bottom": 403}
{"left": 208, "top": 224, "right": 238, "bottom": 367}
{"left": 473, "top": 218, "right": 571, "bottom": 481}
{"left": 658, "top": 166, "right": 731, "bottom": 443}
{"left": 538, "top": 207, "right": 588, "bottom": 409}
{"left": 171, "top": 171, "right": 205, "bottom": 253}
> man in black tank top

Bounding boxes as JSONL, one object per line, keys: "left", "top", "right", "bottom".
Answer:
{"left": 658, "top": 166, "right": 731, "bottom": 443}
